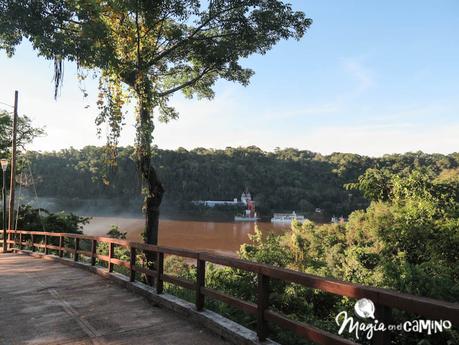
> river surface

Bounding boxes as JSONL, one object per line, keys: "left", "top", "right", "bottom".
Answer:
{"left": 83, "top": 217, "right": 290, "bottom": 256}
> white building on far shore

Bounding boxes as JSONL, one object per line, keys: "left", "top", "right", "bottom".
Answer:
{"left": 193, "top": 192, "right": 252, "bottom": 208}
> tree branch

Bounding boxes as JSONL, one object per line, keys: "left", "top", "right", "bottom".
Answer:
{"left": 157, "top": 66, "right": 213, "bottom": 97}
{"left": 135, "top": 3, "right": 141, "bottom": 71}
{"left": 147, "top": 2, "right": 247, "bottom": 66}
{"left": 43, "top": 9, "right": 84, "bottom": 25}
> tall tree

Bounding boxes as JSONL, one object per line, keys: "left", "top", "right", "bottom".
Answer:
{"left": 0, "top": 110, "right": 44, "bottom": 155}
{"left": 0, "top": 1, "right": 312, "bottom": 247}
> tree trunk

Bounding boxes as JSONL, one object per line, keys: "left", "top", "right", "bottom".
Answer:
{"left": 142, "top": 161, "right": 164, "bottom": 246}
{"left": 137, "top": 97, "right": 164, "bottom": 285}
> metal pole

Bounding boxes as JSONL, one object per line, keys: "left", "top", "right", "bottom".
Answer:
{"left": 8, "top": 90, "right": 18, "bottom": 230}
{"left": 2, "top": 170, "right": 6, "bottom": 251}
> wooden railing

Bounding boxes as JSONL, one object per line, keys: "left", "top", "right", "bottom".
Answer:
{"left": 5, "top": 230, "right": 459, "bottom": 345}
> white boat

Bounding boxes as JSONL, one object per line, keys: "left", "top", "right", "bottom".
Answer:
{"left": 271, "top": 211, "right": 305, "bottom": 224}
{"left": 234, "top": 215, "right": 259, "bottom": 222}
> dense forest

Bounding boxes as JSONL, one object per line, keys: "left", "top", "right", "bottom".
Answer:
{"left": 16, "top": 146, "right": 459, "bottom": 219}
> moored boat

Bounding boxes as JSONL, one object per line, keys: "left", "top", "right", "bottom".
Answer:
{"left": 270, "top": 211, "right": 305, "bottom": 224}
{"left": 234, "top": 215, "right": 259, "bottom": 222}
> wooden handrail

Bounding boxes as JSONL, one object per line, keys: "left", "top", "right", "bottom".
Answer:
{"left": 5, "top": 229, "right": 459, "bottom": 345}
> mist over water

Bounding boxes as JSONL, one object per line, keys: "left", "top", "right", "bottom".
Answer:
{"left": 23, "top": 196, "right": 144, "bottom": 217}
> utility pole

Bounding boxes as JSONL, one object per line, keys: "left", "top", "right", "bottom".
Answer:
{"left": 8, "top": 91, "right": 18, "bottom": 231}
{"left": 1, "top": 159, "right": 7, "bottom": 251}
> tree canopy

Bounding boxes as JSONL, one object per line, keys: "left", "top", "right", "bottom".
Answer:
{"left": 0, "top": 0, "right": 311, "bottom": 148}
{"left": 1, "top": 0, "right": 312, "bottom": 245}
{"left": 0, "top": 110, "right": 44, "bottom": 156}
{"left": 21, "top": 146, "right": 459, "bottom": 220}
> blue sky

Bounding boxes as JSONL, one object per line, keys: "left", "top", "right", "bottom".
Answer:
{"left": 0, "top": 0, "right": 458, "bottom": 156}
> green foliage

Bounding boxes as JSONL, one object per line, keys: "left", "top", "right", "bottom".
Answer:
{"left": 0, "top": 110, "right": 44, "bottom": 195}
{"left": 162, "top": 169, "right": 459, "bottom": 344}
{"left": 1, "top": 1, "right": 311, "bottom": 108}
{"left": 106, "top": 225, "right": 127, "bottom": 239}
{"left": 0, "top": 110, "right": 44, "bottom": 156}
{"left": 345, "top": 168, "right": 393, "bottom": 201}
{"left": 21, "top": 145, "right": 374, "bottom": 216}
{"left": 240, "top": 226, "right": 292, "bottom": 267}
{"left": 21, "top": 147, "right": 459, "bottom": 219}
{"left": 272, "top": 170, "right": 458, "bottom": 343}
{"left": 14, "top": 205, "right": 89, "bottom": 233}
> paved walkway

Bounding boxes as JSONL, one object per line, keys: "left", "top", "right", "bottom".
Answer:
{"left": 0, "top": 253, "right": 229, "bottom": 345}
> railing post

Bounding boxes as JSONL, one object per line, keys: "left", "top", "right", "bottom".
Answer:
{"left": 31, "top": 234, "right": 35, "bottom": 252}
{"left": 59, "top": 236, "right": 63, "bottom": 257}
{"left": 19, "top": 232, "right": 22, "bottom": 250}
{"left": 156, "top": 252, "right": 164, "bottom": 294}
{"left": 257, "top": 273, "right": 270, "bottom": 341}
{"left": 91, "top": 239, "right": 97, "bottom": 266}
{"left": 108, "top": 242, "right": 114, "bottom": 272}
{"left": 44, "top": 235, "right": 48, "bottom": 255}
{"left": 372, "top": 304, "right": 392, "bottom": 345}
{"left": 130, "top": 247, "right": 136, "bottom": 282}
{"left": 10, "top": 231, "right": 15, "bottom": 251}
{"left": 74, "top": 238, "right": 79, "bottom": 261}
{"left": 196, "top": 254, "right": 205, "bottom": 311}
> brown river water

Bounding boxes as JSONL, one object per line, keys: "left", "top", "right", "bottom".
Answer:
{"left": 83, "top": 217, "right": 290, "bottom": 256}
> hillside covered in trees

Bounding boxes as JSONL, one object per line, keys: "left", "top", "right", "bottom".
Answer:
{"left": 18, "top": 146, "right": 459, "bottom": 219}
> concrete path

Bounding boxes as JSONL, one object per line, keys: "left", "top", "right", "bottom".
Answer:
{"left": 0, "top": 253, "right": 229, "bottom": 345}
